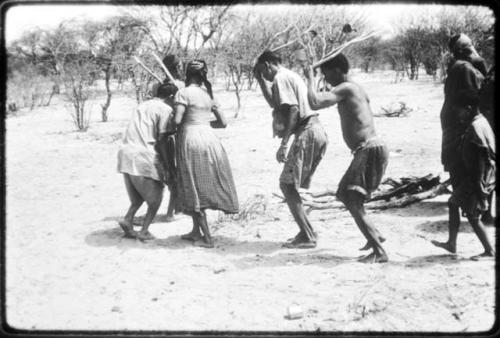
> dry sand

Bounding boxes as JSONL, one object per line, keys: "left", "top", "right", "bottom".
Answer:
{"left": 5, "top": 72, "right": 496, "bottom": 332}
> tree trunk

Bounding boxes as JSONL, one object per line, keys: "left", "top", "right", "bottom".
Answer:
{"left": 101, "top": 68, "right": 112, "bottom": 122}
{"left": 230, "top": 69, "right": 242, "bottom": 118}
{"left": 43, "top": 85, "right": 58, "bottom": 106}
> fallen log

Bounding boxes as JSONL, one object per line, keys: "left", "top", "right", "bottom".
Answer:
{"left": 273, "top": 174, "right": 450, "bottom": 213}
{"left": 369, "top": 174, "right": 440, "bottom": 202}
{"left": 305, "top": 189, "right": 337, "bottom": 198}
{"left": 367, "top": 179, "right": 450, "bottom": 210}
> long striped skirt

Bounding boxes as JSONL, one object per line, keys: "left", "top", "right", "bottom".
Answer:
{"left": 175, "top": 124, "right": 239, "bottom": 214}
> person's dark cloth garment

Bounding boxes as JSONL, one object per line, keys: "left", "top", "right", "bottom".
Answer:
{"left": 337, "top": 137, "right": 389, "bottom": 202}
{"left": 479, "top": 66, "right": 495, "bottom": 129}
{"left": 449, "top": 114, "right": 496, "bottom": 217}
{"left": 441, "top": 59, "right": 484, "bottom": 171}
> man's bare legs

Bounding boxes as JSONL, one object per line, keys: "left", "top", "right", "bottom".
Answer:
{"left": 193, "top": 210, "right": 214, "bottom": 248}
{"left": 431, "top": 202, "right": 460, "bottom": 253}
{"left": 342, "top": 190, "right": 388, "bottom": 263}
{"left": 280, "top": 182, "right": 317, "bottom": 248}
{"left": 120, "top": 174, "right": 144, "bottom": 238}
{"left": 128, "top": 175, "right": 164, "bottom": 241}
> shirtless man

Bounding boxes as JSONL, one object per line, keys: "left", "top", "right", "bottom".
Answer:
{"left": 304, "top": 53, "right": 389, "bottom": 263}
{"left": 254, "top": 50, "right": 328, "bottom": 248}
{"left": 117, "top": 83, "right": 178, "bottom": 240}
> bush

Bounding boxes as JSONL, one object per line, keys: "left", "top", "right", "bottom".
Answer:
{"left": 7, "top": 67, "right": 57, "bottom": 113}
{"left": 61, "top": 57, "right": 99, "bottom": 131}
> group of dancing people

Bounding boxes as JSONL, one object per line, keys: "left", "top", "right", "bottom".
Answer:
{"left": 116, "top": 32, "right": 496, "bottom": 263}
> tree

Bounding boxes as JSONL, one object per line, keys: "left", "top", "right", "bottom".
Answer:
{"left": 84, "top": 15, "right": 148, "bottom": 122}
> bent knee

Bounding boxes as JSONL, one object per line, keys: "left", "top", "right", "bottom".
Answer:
{"left": 279, "top": 182, "right": 295, "bottom": 194}
{"left": 147, "top": 199, "right": 162, "bottom": 210}
{"left": 341, "top": 190, "right": 365, "bottom": 207}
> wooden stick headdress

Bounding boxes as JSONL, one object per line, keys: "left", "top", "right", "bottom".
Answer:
{"left": 312, "top": 30, "right": 381, "bottom": 69}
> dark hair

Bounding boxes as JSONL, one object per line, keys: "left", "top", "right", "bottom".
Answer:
{"left": 448, "top": 34, "right": 461, "bottom": 51}
{"left": 163, "top": 54, "right": 181, "bottom": 79}
{"left": 320, "top": 53, "right": 349, "bottom": 74}
{"left": 156, "top": 83, "right": 178, "bottom": 99}
{"left": 185, "top": 60, "right": 214, "bottom": 100}
{"left": 256, "top": 50, "right": 282, "bottom": 65}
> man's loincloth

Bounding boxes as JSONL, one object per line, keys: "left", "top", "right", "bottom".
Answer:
{"left": 337, "top": 137, "right": 389, "bottom": 201}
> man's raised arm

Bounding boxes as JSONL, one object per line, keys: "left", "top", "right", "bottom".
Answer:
{"left": 254, "top": 64, "right": 275, "bottom": 108}
{"left": 304, "top": 65, "right": 343, "bottom": 110}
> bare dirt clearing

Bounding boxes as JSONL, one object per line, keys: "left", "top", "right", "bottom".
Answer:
{"left": 5, "top": 72, "right": 495, "bottom": 332}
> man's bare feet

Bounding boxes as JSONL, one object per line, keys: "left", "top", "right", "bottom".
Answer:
{"left": 431, "top": 240, "right": 456, "bottom": 254}
{"left": 180, "top": 232, "right": 202, "bottom": 241}
{"left": 136, "top": 231, "right": 155, "bottom": 241}
{"left": 119, "top": 221, "right": 137, "bottom": 238}
{"left": 193, "top": 239, "right": 214, "bottom": 248}
{"left": 287, "top": 231, "right": 304, "bottom": 242}
{"left": 282, "top": 236, "right": 316, "bottom": 249}
{"left": 358, "top": 252, "right": 388, "bottom": 263}
{"left": 287, "top": 231, "right": 318, "bottom": 243}
{"left": 359, "top": 236, "right": 386, "bottom": 251}
{"left": 282, "top": 241, "right": 317, "bottom": 249}
{"left": 470, "top": 251, "right": 495, "bottom": 261}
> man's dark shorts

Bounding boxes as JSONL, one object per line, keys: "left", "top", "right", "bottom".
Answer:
{"left": 337, "top": 137, "right": 389, "bottom": 202}
{"left": 279, "top": 116, "right": 328, "bottom": 190}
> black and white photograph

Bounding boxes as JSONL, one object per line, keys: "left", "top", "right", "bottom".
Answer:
{"left": 2, "top": 0, "right": 497, "bottom": 334}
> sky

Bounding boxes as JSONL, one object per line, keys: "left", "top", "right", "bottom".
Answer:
{"left": 2, "top": 3, "right": 491, "bottom": 44}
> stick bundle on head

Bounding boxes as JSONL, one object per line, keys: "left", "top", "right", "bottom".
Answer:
{"left": 312, "top": 30, "right": 381, "bottom": 69}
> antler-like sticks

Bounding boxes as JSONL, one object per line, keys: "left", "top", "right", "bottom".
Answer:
{"left": 313, "top": 30, "right": 381, "bottom": 69}
{"left": 152, "top": 51, "right": 176, "bottom": 84}
{"left": 270, "top": 23, "right": 316, "bottom": 53}
{"left": 133, "top": 56, "right": 163, "bottom": 83}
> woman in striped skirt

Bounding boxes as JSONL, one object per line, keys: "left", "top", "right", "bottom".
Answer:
{"left": 173, "top": 60, "right": 239, "bottom": 248}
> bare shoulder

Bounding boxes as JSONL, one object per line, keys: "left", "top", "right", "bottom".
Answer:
{"left": 331, "top": 82, "right": 353, "bottom": 97}
{"left": 333, "top": 81, "right": 365, "bottom": 98}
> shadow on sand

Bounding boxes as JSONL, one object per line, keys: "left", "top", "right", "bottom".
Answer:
{"left": 231, "top": 249, "right": 357, "bottom": 269}
{"left": 391, "top": 254, "right": 469, "bottom": 268}
{"left": 416, "top": 219, "right": 474, "bottom": 234}
{"left": 85, "top": 226, "right": 281, "bottom": 256}
{"left": 230, "top": 251, "right": 472, "bottom": 270}
{"left": 375, "top": 200, "right": 448, "bottom": 218}
{"left": 101, "top": 213, "right": 182, "bottom": 225}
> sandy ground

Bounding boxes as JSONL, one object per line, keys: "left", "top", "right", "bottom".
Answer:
{"left": 5, "top": 71, "right": 496, "bottom": 332}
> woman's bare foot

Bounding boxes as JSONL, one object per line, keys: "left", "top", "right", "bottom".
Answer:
{"left": 180, "top": 232, "right": 202, "bottom": 241}
{"left": 136, "top": 230, "right": 155, "bottom": 241}
{"left": 470, "top": 251, "right": 495, "bottom": 261}
{"left": 358, "top": 252, "right": 388, "bottom": 263}
{"left": 119, "top": 221, "right": 137, "bottom": 238}
{"left": 193, "top": 239, "right": 214, "bottom": 248}
{"left": 431, "top": 240, "right": 456, "bottom": 254}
